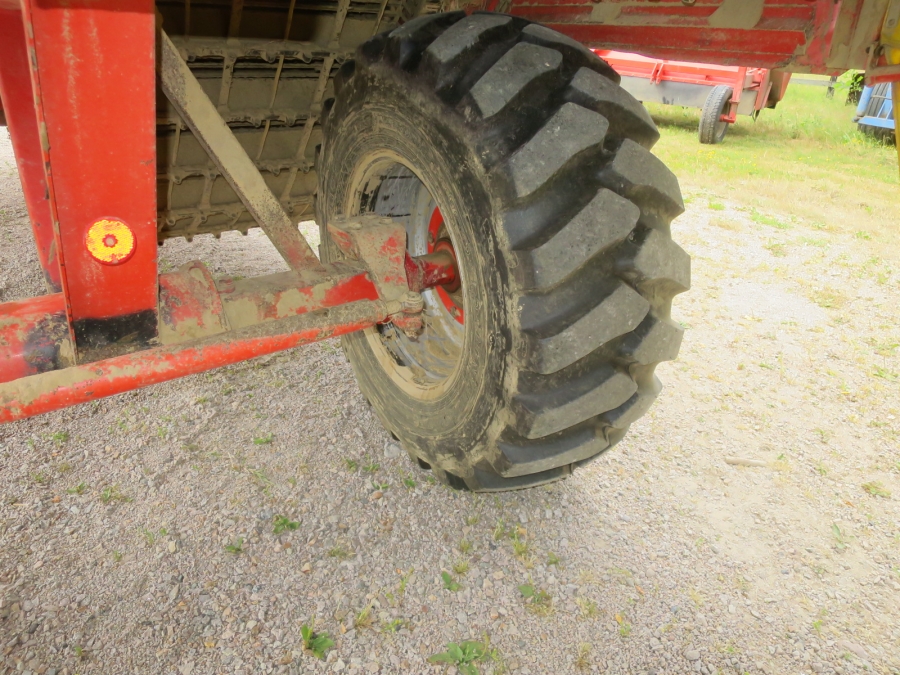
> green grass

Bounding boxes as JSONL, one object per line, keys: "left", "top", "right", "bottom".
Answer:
{"left": 646, "top": 82, "right": 898, "bottom": 247}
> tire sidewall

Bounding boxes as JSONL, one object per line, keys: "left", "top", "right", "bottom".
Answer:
{"left": 318, "top": 66, "right": 513, "bottom": 473}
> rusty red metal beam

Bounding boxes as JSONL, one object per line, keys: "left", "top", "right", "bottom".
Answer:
{"left": 0, "top": 299, "right": 391, "bottom": 424}
{"left": 0, "top": 8, "right": 62, "bottom": 293}
{"left": 0, "top": 293, "right": 71, "bottom": 384}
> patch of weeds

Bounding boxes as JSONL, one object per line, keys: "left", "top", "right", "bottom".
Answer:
{"left": 371, "top": 480, "right": 389, "bottom": 491}
{"left": 300, "top": 621, "right": 334, "bottom": 660}
{"left": 31, "top": 472, "right": 48, "bottom": 485}
{"left": 100, "top": 485, "right": 131, "bottom": 504}
{"left": 873, "top": 366, "right": 898, "bottom": 381}
{"left": 248, "top": 468, "right": 273, "bottom": 491}
{"left": 616, "top": 612, "right": 632, "bottom": 637}
{"left": 547, "top": 552, "right": 561, "bottom": 566}
{"left": 576, "top": 596, "right": 599, "bottom": 620}
{"left": 458, "top": 538, "right": 472, "bottom": 554}
{"left": 327, "top": 545, "right": 353, "bottom": 560}
{"left": 344, "top": 458, "right": 359, "bottom": 472}
{"left": 73, "top": 645, "right": 87, "bottom": 660}
{"left": 442, "top": 571, "right": 461, "bottom": 592}
{"left": 765, "top": 241, "right": 787, "bottom": 257}
{"left": 492, "top": 518, "right": 509, "bottom": 541}
{"left": 224, "top": 537, "right": 244, "bottom": 554}
{"left": 832, "top": 523, "right": 847, "bottom": 550}
{"left": 57, "top": 462, "right": 73, "bottom": 475}
{"left": 812, "top": 619, "right": 823, "bottom": 635}
{"left": 452, "top": 559, "right": 470, "bottom": 576}
{"left": 751, "top": 209, "right": 791, "bottom": 230}
{"left": 464, "top": 514, "right": 480, "bottom": 526}
{"left": 273, "top": 515, "right": 300, "bottom": 535}
{"left": 854, "top": 230, "right": 871, "bottom": 240}
{"left": 402, "top": 474, "right": 416, "bottom": 489}
{"left": 808, "top": 288, "right": 847, "bottom": 309}
{"left": 575, "top": 643, "right": 592, "bottom": 670}
{"left": 816, "top": 462, "right": 828, "bottom": 476}
{"left": 252, "top": 433, "right": 274, "bottom": 445}
{"left": 511, "top": 532, "right": 529, "bottom": 559}
{"left": 518, "top": 583, "right": 552, "bottom": 615}
{"left": 381, "top": 618, "right": 404, "bottom": 634}
{"left": 428, "top": 641, "right": 490, "bottom": 675}
{"left": 49, "top": 430, "right": 70, "bottom": 446}
{"left": 112, "top": 551, "right": 123, "bottom": 563}
{"left": 862, "top": 481, "right": 891, "bottom": 498}
{"left": 354, "top": 603, "right": 375, "bottom": 630}
{"left": 362, "top": 460, "right": 380, "bottom": 474}
{"left": 708, "top": 200, "right": 725, "bottom": 211}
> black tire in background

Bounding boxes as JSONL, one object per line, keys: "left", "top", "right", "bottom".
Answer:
{"left": 699, "top": 84, "right": 733, "bottom": 145}
{"left": 318, "top": 12, "right": 690, "bottom": 491}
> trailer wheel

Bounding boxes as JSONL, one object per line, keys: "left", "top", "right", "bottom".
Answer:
{"left": 318, "top": 12, "right": 690, "bottom": 491}
{"left": 699, "top": 85, "right": 733, "bottom": 144}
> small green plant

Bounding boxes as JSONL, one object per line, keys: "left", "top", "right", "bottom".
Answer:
{"left": 50, "top": 430, "right": 70, "bottom": 445}
{"left": 57, "top": 462, "right": 73, "bottom": 474}
{"left": 812, "top": 619, "right": 823, "bottom": 635}
{"left": 224, "top": 537, "right": 244, "bottom": 554}
{"left": 547, "top": 552, "right": 561, "bottom": 566}
{"left": 576, "top": 596, "right": 599, "bottom": 619}
{"left": 73, "top": 645, "right": 86, "bottom": 660}
{"left": 518, "top": 583, "right": 552, "bottom": 615}
{"left": 100, "top": 484, "right": 130, "bottom": 504}
{"left": 354, "top": 603, "right": 375, "bottom": 630}
{"left": 112, "top": 550, "right": 123, "bottom": 563}
{"left": 362, "top": 460, "right": 380, "bottom": 474}
{"left": 328, "top": 545, "right": 353, "bottom": 560}
{"left": 381, "top": 618, "right": 404, "bottom": 633}
{"left": 708, "top": 200, "right": 725, "bottom": 211}
{"left": 252, "top": 433, "right": 274, "bottom": 445}
{"left": 452, "top": 559, "right": 470, "bottom": 576}
{"left": 442, "top": 571, "right": 461, "bottom": 592}
{"left": 832, "top": 523, "right": 847, "bottom": 550}
{"left": 575, "top": 643, "right": 592, "bottom": 670}
{"left": 465, "top": 514, "right": 480, "bottom": 526}
{"left": 273, "top": 515, "right": 300, "bottom": 535}
{"left": 458, "top": 538, "right": 472, "bottom": 554}
{"left": 140, "top": 528, "right": 157, "bottom": 546}
{"left": 300, "top": 622, "right": 334, "bottom": 660}
{"left": 428, "top": 641, "right": 489, "bottom": 675}
{"left": 862, "top": 481, "right": 891, "bottom": 498}
{"left": 403, "top": 475, "right": 416, "bottom": 488}
{"left": 371, "top": 480, "right": 389, "bottom": 491}
{"left": 511, "top": 533, "right": 529, "bottom": 558}
{"left": 492, "top": 518, "right": 508, "bottom": 541}
{"left": 344, "top": 458, "right": 359, "bottom": 471}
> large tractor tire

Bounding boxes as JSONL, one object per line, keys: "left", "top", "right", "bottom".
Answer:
{"left": 318, "top": 12, "right": 690, "bottom": 491}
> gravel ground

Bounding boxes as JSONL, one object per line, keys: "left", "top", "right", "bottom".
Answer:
{"left": 1, "top": 128, "right": 899, "bottom": 675}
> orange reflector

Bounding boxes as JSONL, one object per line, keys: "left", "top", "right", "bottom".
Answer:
{"left": 85, "top": 218, "right": 136, "bottom": 265}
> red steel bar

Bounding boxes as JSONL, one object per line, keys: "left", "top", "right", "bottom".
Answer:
{"left": 0, "top": 299, "right": 390, "bottom": 424}
{"left": 404, "top": 247, "right": 459, "bottom": 294}
{"left": 0, "top": 8, "right": 62, "bottom": 292}
{"left": 0, "top": 293, "right": 70, "bottom": 384}
{"left": 21, "top": 0, "right": 159, "bottom": 357}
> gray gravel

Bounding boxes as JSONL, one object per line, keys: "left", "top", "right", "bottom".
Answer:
{"left": 1, "top": 128, "right": 899, "bottom": 675}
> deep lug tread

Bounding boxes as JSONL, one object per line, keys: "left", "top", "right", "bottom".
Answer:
{"left": 601, "top": 375, "right": 663, "bottom": 429}
{"left": 568, "top": 67, "right": 660, "bottom": 149}
{"left": 520, "top": 23, "right": 620, "bottom": 83}
{"left": 617, "top": 312, "right": 684, "bottom": 365}
{"left": 385, "top": 11, "right": 466, "bottom": 70}
{"left": 506, "top": 102, "right": 609, "bottom": 199}
{"left": 521, "top": 280, "right": 649, "bottom": 375}
{"left": 617, "top": 226, "right": 691, "bottom": 295}
{"left": 513, "top": 365, "right": 636, "bottom": 439}
{"left": 598, "top": 139, "right": 684, "bottom": 220}
{"left": 514, "top": 187, "right": 639, "bottom": 290}
{"left": 470, "top": 43, "right": 562, "bottom": 118}
{"left": 497, "top": 423, "right": 609, "bottom": 477}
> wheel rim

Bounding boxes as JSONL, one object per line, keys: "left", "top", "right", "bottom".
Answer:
{"left": 348, "top": 157, "right": 465, "bottom": 392}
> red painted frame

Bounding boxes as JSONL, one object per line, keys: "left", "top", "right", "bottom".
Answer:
{"left": 21, "top": 0, "right": 159, "bottom": 357}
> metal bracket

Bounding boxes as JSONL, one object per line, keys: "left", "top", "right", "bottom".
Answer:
{"left": 327, "top": 215, "right": 424, "bottom": 336}
{"left": 158, "top": 29, "right": 323, "bottom": 272}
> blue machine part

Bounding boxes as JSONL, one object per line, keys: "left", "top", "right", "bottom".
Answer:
{"left": 854, "top": 83, "right": 895, "bottom": 131}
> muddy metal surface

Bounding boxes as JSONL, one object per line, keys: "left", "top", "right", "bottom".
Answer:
{"left": 1, "top": 129, "right": 899, "bottom": 675}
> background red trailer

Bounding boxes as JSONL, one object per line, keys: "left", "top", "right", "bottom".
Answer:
{"left": 592, "top": 51, "right": 792, "bottom": 144}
